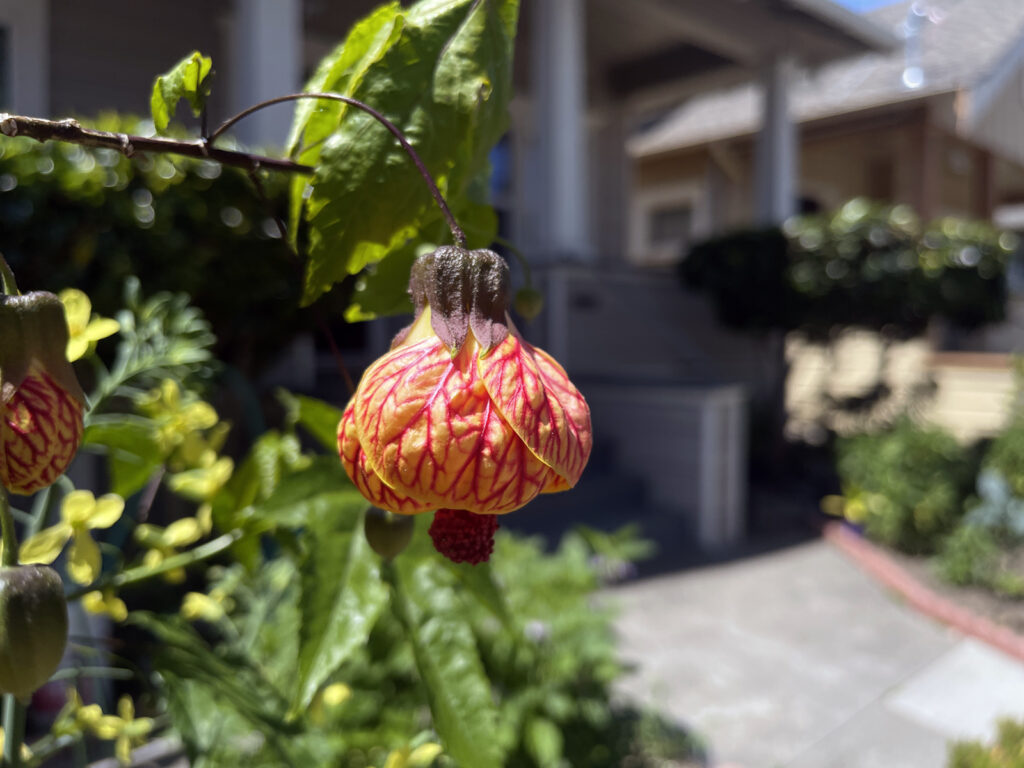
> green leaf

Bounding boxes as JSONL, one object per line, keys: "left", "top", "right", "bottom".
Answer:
{"left": 82, "top": 415, "right": 163, "bottom": 496}
{"left": 525, "top": 716, "right": 564, "bottom": 768}
{"left": 343, "top": 240, "right": 422, "bottom": 322}
{"left": 279, "top": 390, "right": 347, "bottom": 452}
{"left": 445, "top": 559, "right": 516, "bottom": 632}
{"left": 150, "top": 51, "right": 213, "bottom": 133}
{"left": 292, "top": 507, "right": 389, "bottom": 714}
{"left": 290, "top": 0, "right": 519, "bottom": 305}
{"left": 252, "top": 456, "right": 359, "bottom": 530}
{"left": 391, "top": 561, "right": 505, "bottom": 768}
{"left": 130, "top": 612, "right": 295, "bottom": 734}
{"left": 343, "top": 200, "right": 497, "bottom": 322}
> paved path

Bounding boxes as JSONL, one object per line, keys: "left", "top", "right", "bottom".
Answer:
{"left": 609, "top": 539, "right": 1024, "bottom": 768}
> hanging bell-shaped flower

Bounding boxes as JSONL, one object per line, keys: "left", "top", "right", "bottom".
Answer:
{"left": 339, "top": 246, "right": 592, "bottom": 564}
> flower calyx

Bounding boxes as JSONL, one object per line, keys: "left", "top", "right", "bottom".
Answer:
{"left": 0, "top": 291, "right": 85, "bottom": 406}
{"left": 400, "top": 246, "right": 511, "bottom": 354}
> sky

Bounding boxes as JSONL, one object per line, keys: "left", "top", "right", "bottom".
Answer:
{"left": 833, "top": 0, "right": 901, "bottom": 11}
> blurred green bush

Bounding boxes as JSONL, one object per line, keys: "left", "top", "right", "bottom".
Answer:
{"left": 948, "top": 719, "right": 1024, "bottom": 767}
{"left": 0, "top": 114, "right": 323, "bottom": 374}
{"left": 681, "top": 198, "right": 1017, "bottom": 340}
{"left": 834, "top": 418, "right": 977, "bottom": 553}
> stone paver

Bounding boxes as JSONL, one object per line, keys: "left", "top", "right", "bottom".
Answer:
{"left": 607, "top": 539, "right": 1020, "bottom": 767}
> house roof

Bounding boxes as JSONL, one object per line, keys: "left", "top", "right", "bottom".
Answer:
{"left": 629, "top": 0, "right": 1024, "bottom": 157}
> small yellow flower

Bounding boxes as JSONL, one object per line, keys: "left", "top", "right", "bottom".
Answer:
{"left": 59, "top": 289, "right": 119, "bottom": 362}
{"left": 92, "top": 695, "right": 154, "bottom": 766}
{"left": 0, "top": 727, "right": 34, "bottom": 762}
{"left": 168, "top": 454, "right": 233, "bottom": 502}
{"left": 83, "top": 589, "right": 128, "bottom": 622}
{"left": 180, "top": 588, "right": 233, "bottom": 622}
{"left": 384, "top": 743, "right": 444, "bottom": 768}
{"left": 135, "top": 517, "right": 204, "bottom": 583}
{"left": 137, "top": 379, "right": 218, "bottom": 460}
{"left": 322, "top": 682, "right": 351, "bottom": 707}
{"left": 53, "top": 688, "right": 103, "bottom": 736}
{"left": 20, "top": 491, "right": 124, "bottom": 584}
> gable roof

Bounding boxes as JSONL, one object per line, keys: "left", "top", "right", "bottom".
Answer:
{"left": 629, "top": 0, "right": 1024, "bottom": 157}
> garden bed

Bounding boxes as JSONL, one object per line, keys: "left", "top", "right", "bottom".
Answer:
{"left": 890, "top": 545, "right": 1024, "bottom": 636}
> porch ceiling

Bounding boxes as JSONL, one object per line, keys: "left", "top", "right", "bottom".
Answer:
{"left": 573, "top": 0, "right": 896, "bottom": 99}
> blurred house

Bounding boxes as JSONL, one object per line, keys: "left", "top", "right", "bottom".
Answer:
{"left": 0, "top": 0, "right": 896, "bottom": 547}
{"left": 628, "top": 0, "right": 1024, "bottom": 445}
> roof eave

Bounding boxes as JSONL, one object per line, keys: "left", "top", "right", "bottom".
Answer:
{"left": 784, "top": 0, "right": 902, "bottom": 55}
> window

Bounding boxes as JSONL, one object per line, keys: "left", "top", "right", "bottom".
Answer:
{"left": 629, "top": 182, "right": 700, "bottom": 266}
{"left": 649, "top": 204, "right": 692, "bottom": 247}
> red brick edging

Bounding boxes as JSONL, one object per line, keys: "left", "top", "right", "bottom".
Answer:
{"left": 822, "top": 521, "right": 1024, "bottom": 662}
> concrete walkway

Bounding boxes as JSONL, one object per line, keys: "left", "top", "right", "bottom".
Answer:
{"left": 609, "top": 539, "right": 1024, "bottom": 768}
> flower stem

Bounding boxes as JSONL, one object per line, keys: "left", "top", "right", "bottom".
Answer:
{"left": 210, "top": 92, "right": 466, "bottom": 248}
{"left": 2, "top": 693, "right": 25, "bottom": 768}
{"left": 0, "top": 487, "right": 19, "bottom": 568}
{"left": 65, "top": 529, "right": 243, "bottom": 602}
{"left": 0, "top": 256, "right": 18, "bottom": 297}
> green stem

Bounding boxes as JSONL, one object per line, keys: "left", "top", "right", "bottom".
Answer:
{"left": 0, "top": 256, "right": 18, "bottom": 296}
{"left": 494, "top": 236, "right": 534, "bottom": 288}
{"left": 0, "top": 487, "right": 18, "bottom": 568}
{"left": 2, "top": 694, "right": 25, "bottom": 768}
{"left": 48, "top": 666, "right": 134, "bottom": 682}
{"left": 65, "top": 529, "right": 243, "bottom": 601}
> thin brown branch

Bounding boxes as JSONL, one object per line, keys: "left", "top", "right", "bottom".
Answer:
{"left": 0, "top": 114, "right": 310, "bottom": 175}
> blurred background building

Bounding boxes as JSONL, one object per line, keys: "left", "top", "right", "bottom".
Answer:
{"left": 11, "top": 0, "right": 1024, "bottom": 549}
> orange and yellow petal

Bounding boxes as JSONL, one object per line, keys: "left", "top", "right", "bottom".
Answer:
{"left": 338, "top": 402, "right": 433, "bottom": 515}
{"left": 353, "top": 336, "right": 555, "bottom": 514}
{"left": 0, "top": 368, "right": 84, "bottom": 495}
{"left": 477, "top": 334, "right": 591, "bottom": 488}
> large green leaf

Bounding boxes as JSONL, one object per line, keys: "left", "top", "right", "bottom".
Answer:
{"left": 251, "top": 456, "right": 359, "bottom": 530}
{"left": 343, "top": 200, "right": 498, "bottom": 322}
{"left": 82, "top": 414, "right": 163, "bottom": 496}
{"left": 278, "top": 390, "right": 347, "bottom": 452}
{"left": 150, "top": 51, "right": 213, "bottom": 133}
{"left": 131, "top": 612, "right": 294, "bottom": 734}
{"left": 289, "top": 0, "right": 519, "bottom": 305}
{"left": 392, "top": 561, "right": 505, "bottom": 768}
{"left": 292, "top": 507, "right": 388, "bottom": 714}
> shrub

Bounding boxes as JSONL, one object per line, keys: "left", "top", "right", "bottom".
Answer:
{"left": 0, "top": 115, "right": 313, "bottom": 374}
{"left": 948, "top": 719, "right": 1024, "bottom": 767}
{"left": 681, "top": 198, "right": 1016, "bottom": 341}
{"left": 835, "top": 418, "right": 976, "bottom": 553}
{"left": 937, "top": 525, "right": 1002, "bottom": 587}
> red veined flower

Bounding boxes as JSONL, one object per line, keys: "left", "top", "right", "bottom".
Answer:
{"left": 339, "top": 247, "right": 592, "bottom": 563}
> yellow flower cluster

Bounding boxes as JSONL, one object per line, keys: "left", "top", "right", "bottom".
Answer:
{"left": 55, "top": 689, "right": 153, "bottom": 766}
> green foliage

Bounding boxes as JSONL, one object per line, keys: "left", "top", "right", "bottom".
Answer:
{"left": 836, "top": 418, "right": 976, "bottom": 553}
{"left": 287, "top": 0, "right": 517, "bottom": 306}
{"left": 948, "top": 719, "right": 1024, "bottom": 767}
{"left": 682, "top": 198, "right": 1016, "bottom": 340}
{"left": 937, "top": 525, "right": 1024, "bottom": 598}
{"left": 0, "top": 114, "right": 302, "bottom": 374}
{"left": 150, "top": 51, "right": 214, "bottom": 133}
{"left": 984, "top": 419, "right": 1024, "bottom": 499}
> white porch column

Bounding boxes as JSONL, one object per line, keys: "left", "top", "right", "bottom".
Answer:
{"left": 0, "top": 0, "right": 49, "bottom": 115}
{"left": 231, "top": 0, "right": 302, "bottom": 148}
{"left": 532, "top": 0, "right": 590, "bottom": 260}
{"left": 754, "top": 56, "right": 798, "bottom": 225}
